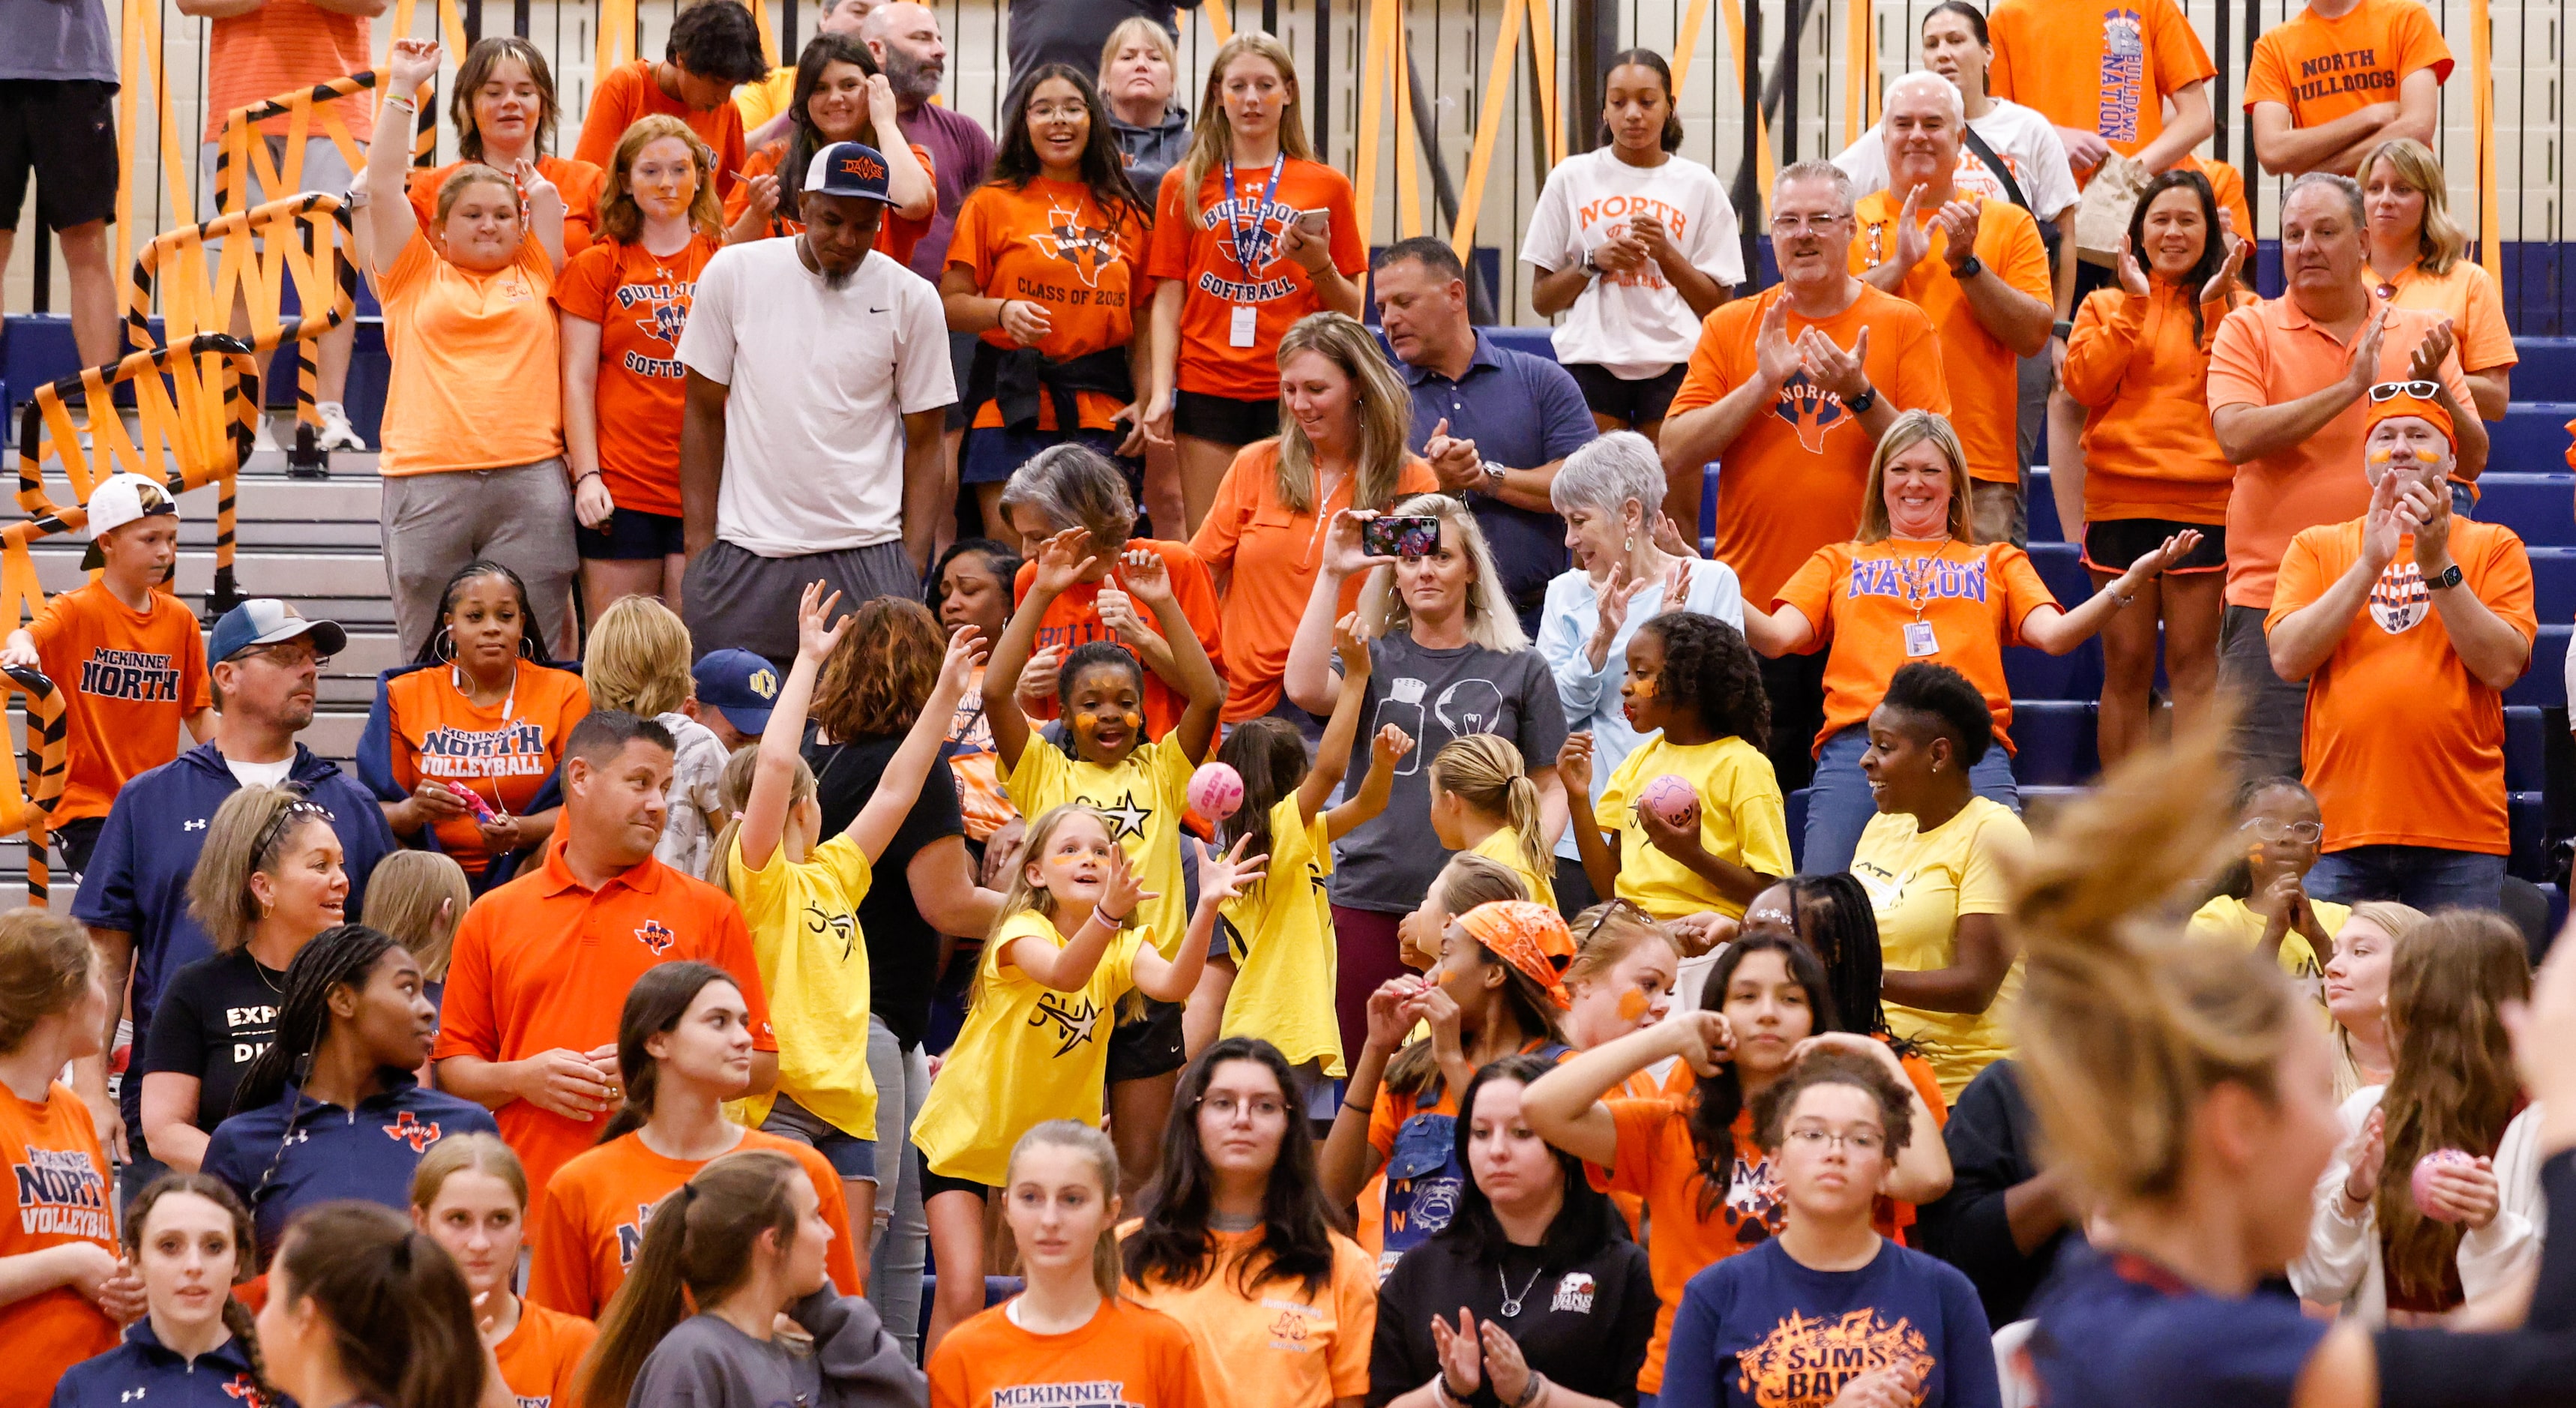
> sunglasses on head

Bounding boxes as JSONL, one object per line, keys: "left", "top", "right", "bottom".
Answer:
{"left": 2367, "top": 380, "right": 2442, "bottom": 403}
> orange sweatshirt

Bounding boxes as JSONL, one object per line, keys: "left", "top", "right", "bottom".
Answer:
{"left": 2062, "top": 281, "right": 2255, "bottom": 526}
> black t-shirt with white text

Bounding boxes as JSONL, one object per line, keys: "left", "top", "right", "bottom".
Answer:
{"left": 142, "top": 950, "right": 287, "bottom": 1127}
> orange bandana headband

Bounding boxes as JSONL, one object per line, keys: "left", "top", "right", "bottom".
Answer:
{"left": 2364, "top": 381, "right": 2455, "bottom": 449}
{"left": 1457, "top": 900, "right": 1577, "bottom": 1011}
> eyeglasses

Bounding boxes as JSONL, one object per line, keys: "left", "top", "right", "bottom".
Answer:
{"left": 1026, "top": 102, "right": 1089, "bottom": 121}
{"left": 1785, "top": 1125, "right": 1886, "bottom": 1155}
{"left": 1579, "top": 897, "right": 1653, "bottom": 948}
{"left": 2367, "top": 380, "right": 2442, "bottom": 403}
{"left": 1198, "top": 1092, "right": 1288, "bottom": 1122}
{"left": 1769, "top": 213, "right": 1850, "bottom": 235}
{"left": 2241, "top": 817, "right": 2324, "bottom": 843}
{"left": 235, "top": 640, "right": 330, "bottom": 670}
{"left": 254, "top": 795, "right": 336, "bottom": 861}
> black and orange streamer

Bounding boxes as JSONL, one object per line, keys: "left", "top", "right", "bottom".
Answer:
{"left": 132, "top": 190, "right": 357, "bottom": 462}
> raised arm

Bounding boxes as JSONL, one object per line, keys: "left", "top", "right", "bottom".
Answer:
{"left": 1298, "top": 613, "right": 1372, "bottom": 823}
{"left": 1133, "top": 838, "right": 1258, "bottom": 1002}
{"left": 738, "top": 583, "right": 848, "bottom": 873}
{"left": 1660, "top": 298, "right": 1802, "bottom": 477}
{"left": 516, "top": 158, "right": 566, "bottom": 273}
{"left": 846, "top": 625, "right": 990, "bottom": 863}
{"left": 1108, "top": 548, "right": 1225, "bottom": 762}
{"left": 1522, "top": 1014, "right": 1736, "bottom": 1168}
{"left": 1284, "top": 511, "right": 1396, "bottom": 714}
{"left": 982, "top": 527, "right": 1097, "bottom": 771}
{"left": 1006, "top": 846, "right": 1155, "bottom": 992}
{"left": 1787, "top": 1032, "right": 1954, "bottom": 1203}
{"left": 2018, "top": 530, "right": 2201, "bottom": 655}
{"left": 359, "top": 39, "right": 442, "bottom": 274}
{"left": 866, "top": 76, "right": 935, "bottom": 220}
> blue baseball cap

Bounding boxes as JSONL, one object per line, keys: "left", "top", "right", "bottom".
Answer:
{"left": 209, "top": 599, "right": 349, "bottom": 664}
{"left": 803, "top": 142, "right": 896, "bottom": 204}
{"left": 692, "top": 648, "right": 780, "bottom": 735}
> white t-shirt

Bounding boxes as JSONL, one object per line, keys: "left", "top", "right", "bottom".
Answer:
{"left": 1833, "top": 97, "right": 2079, "bottom": 223}
{"left": 652, "top": 709, "right": 730, "bottom": 878}
{"left": 676, "top": 241, "right": 957, "bottom": 557}
{"left": 224, "top": 755, "right": 297, "bottom": 789}
{"left": 1518, "top": 148, "right": 1745, "bottom": 379}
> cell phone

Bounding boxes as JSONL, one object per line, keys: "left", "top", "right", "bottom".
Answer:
{"left": 1362, "top": 515, "right": 1441, "bottom": 559}
{"left": 444, "top": 779, "right": 499, "bottom": 822}
{"left": 1295, "top": 208, "right": 1331, "bottom": 235}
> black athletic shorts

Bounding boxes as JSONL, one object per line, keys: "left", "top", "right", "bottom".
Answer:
{"left": 2081, "top": 517, "right": 2228, "bottom": 574}
{"left": 50, "top": 815, "right": 104, "bottom": 880}
{"left": 1104, "top": 996, "right": 1188, "bottom": 1083}
{"left": 1564, "top": 361, "right": 1688, "bottom": 427}
{"left": 1172, "top": 391, "right": 1281, "bottom": 447}
{"left": 916, "top": 1161, "right": 996, "bottom": 1204}
{"left": 0, "top": 81, "right": 118, "bottom": 233}
{"left": 574, "top": 506, "right": 686, "bottom": 561}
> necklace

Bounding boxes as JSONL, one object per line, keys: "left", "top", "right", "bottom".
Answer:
{"left": 253, "top": 958, "right": 284, "bottom": 995}
{"left": 1497, "top": 1262, "right": 1545, "bottom": 1319}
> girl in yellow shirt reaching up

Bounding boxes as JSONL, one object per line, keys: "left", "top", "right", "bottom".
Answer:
{"left": 912, "top": 801, "right": 1262, "bottom": 1359}
{"left": 708, "top": 581, "right": 987, "bottom": 1255}
{"left": 1430, "top": 734, "right": 1557, "bottom": 911}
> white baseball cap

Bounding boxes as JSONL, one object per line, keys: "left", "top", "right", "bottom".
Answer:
{"left": 80, "top": 473, "right": 180, "bottom": 569}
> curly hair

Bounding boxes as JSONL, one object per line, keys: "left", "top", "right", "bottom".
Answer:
{"left": 1637, "top": 612, "right": 1768, "bottom": 750}
{"left": 666, "top": 0, "right": 769, "bottom": 85}
{"left": 1750, "top": 1044, "right": 1917, "bottom": 1157}
{"left": 813, "top": 596, "right": 945, "bottom": 739}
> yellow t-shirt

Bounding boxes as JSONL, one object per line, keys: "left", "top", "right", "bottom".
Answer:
{"left": 1853, "top": 796, "right": 2032, "bottom": 1100}
{"left": 1217, "top": 798, "right": 1343, "bottom": 1076}
{"left": 1595, "top": 735, "right": 1793, "bottom": 920}
{"left": 1469, "top": 828, "right": 1557, "bottom": 912}
{"left": 725, "top": 833, "right": 878, "bottom": 1139}
{"left": 1004, "top": 735, "right": 1195, "bottom": 959}
{"left": 1122, "top": 1225, "right": 1380, "bottom": 1408}
{"left": 911, "top": 909, "right": 1146, "bottom": 1186}
{"left": 2186, "top": 893, "right": 2350, "bottom": 1004}
{"left": 733, "top": 65, "right": 795, "bottom": 131}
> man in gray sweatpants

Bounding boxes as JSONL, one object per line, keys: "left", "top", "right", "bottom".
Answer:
{"left": 675, "top": 139, "right": 957, "bottom": 664}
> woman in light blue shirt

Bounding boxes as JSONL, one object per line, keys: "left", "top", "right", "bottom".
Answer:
{"left": 1537, "top": 430, "right": 1744, "bottom": 912}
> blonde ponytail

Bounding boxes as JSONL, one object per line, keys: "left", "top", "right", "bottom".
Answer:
{"left": 703, "top": 744, "right": 815, "bottom": 897}
{"left": 1430, "top": 735, "right": 1549, "bottom": 883}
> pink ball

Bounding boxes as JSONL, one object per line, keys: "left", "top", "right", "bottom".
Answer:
{"left": 2411, "top": 1148, "right": 2478, "bottom": 1222}
{"left": 1638, "top": 773, "right": 1699, "bottom": 829}
{"left": 1188, "top": 762, "right": 1246, "bottom": 820}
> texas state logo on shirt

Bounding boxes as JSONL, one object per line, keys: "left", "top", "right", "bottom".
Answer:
{"left": 1194, "top": 192, "right": 1299, "bottom": 304}
{"left": 415, "top": 720, "right": 553, "bottom": 779}
{"left": 1026, "top": 193, "right": 1123, "bottom": 292}
{"left": 383, "top": 1110, "right": 444, "bottom": 1152}
{"left": 615, "top": 277, "right": 695, "bottom": 379}
{"left": 1736, "top": 1307, "right": 1934, "bottom": 1408}
{"left": 13, "top": 1144, "right": 111, "bottom": 1240}
{"left": 1772, "top": 372, "right": 1850, "bottom": 454}
{"left": 2368, "top": 560, "right": 2430, "bottom": 634}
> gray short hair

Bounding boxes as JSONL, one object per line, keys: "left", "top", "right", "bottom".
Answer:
{"left": 2285, "top": 171, "right": 2365, "bottom": 228}
{"left": 996, "top": 443, "right": 1137, "bottom": 551}
{"left": 1550, "top": 431, "right": 1668, "bottom": 522}
{"left": 1775, "top": 159, "right": 1856, "bottom": 217}
{"left": 1885, "top": 70, "right": 1964, "bottom": 124}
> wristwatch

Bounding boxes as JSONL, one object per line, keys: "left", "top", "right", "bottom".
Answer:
{"left": 1954, "top": 253, "right": 1985, "bottom": 280}
{"left": 2425, "top": 562, "right": 2465, "bottom": 592}
{"left": 1480, "top": 460, "right": 1508, "bottom": 489}
{"left": 2053, "top": 319, "right": 2075, "bottom": 341}
{"left": 1844, "top": 385, "right": 1879, "bottom": 415}
{"left": 1578, "top": 250, "right": 1602, "bottom": 278}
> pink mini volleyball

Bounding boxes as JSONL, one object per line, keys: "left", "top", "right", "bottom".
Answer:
{"left": 2411, "top": 1148, "right": 2478, "bottom": 1222}
{"left": 1639, "top": 774, "right": 1699, "bottom": 829}
{"left": 1188, "top": 762, "right": 1246, "bottom": 820}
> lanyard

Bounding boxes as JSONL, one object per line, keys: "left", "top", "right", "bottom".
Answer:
{"left": 1221, "top": 154, "right": 1287, "bottom": 275}
{"left": 1891, "top": 537, "right": 1954, "bottom": 621}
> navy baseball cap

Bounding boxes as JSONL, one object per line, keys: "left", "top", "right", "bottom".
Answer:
{"left": 692, "top": 649, "right": 780, "bottom": 735}
{"left": 209, "top": 599, "right": 349, "bottom": 663}
{"left": 804, "top": 142, "right": 896, "bottom": 204}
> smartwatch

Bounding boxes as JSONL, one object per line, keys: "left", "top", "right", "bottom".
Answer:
{"left": 2425, "top": 562, "right": 2465, "bottom": 592}
{"left": 1954, "top": 253, "right": 1984, "bottom": 280}
{"left": 2053, "top": 319, "right": 2075, "bottom": 341}
{"left": 1844, "top": 385, "right": 1879, "bottom": 415}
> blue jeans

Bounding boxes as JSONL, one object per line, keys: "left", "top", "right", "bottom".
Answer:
{"left": 866, "top": 1014, "right": 932, "bottom": 1362}
{"left": 1802, "top": 726, "right": 2020, "bottom": 875}
{"left": 2306, "top": 845, "right": 2506, "bottom": 912}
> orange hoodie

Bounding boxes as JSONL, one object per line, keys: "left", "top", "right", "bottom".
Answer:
{"left": 2062, "top": 280, "right": 2256, "bottom": 526}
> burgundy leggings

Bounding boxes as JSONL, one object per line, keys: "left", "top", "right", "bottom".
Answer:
{"left": 1331, "top": 905, "right": 1410, "bottom": 1071}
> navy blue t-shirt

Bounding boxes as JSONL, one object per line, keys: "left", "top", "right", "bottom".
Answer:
{"left": 201, "top": 1072, "right": 499, "bottom": 1261}
{"left": 1661, "top": 1236, "right": 2002, "bottom": 1408}
{"left": 2024, "top": 1247, "right": 2326, "bottom": 1408}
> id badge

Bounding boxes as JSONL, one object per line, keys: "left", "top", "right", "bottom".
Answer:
{"left": 1903, "top": 620, "right": 1939, "bottom": 658}
{"left": 1229, "top": 304, "right": 1259, "bottom": 348}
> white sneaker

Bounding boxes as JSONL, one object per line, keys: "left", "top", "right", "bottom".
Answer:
{"left": 315, "top": 402, "right": 366, "bottom": 451}
{"left": 252, "top": 415, "right": 280, "bottom": 454}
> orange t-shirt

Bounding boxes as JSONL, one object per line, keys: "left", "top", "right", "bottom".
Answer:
{"left": 202, "top": 0, "right": 372, "bottom": 143}
{"left": 1985, "top": 0, "right": 2214, "bottom": 172}
{"left": 1776, "top": 539, "right": 2058, "bottom": 756}
{"left": 26, "top": 583, "right": 210, "bottom": 823}
{"left": 928, "top": 1296, "right": 1209, "bottom": 1408}
{"left": 1146, "top": 159, "right": 1368, "bottom": 403}
{"left": 574, "top": 61, "right": 747, "bottom": 196}
{"left": 1120, "top": 1227, "right": 1378, "bottom": 1408}
{"left": 1849, "top": 192, "right": 2053, "bottom": 484}
{"left": 1667, "top": 285, "right": 1951, "bottom": 606}
{"left": 2062, "top": 282, "right": 2258, "bottom": 526}
{"left": 1012, "top": 540, "right": 1225, "bottom": 743}
{"left": 493, "top": 1299, "right": 598, "bottom": 1408}
{"left": 725, "top": 139, "right": 936, "bottom": 267}
{"left": 0, "top": 1082, "right": 119, "bottom": 1408}
{"left": 375, "top": 235, "right": 564, "bottom": 476}
{"left": 2179, "top": 156, "right": 2257, "bottom": 240}
{"left": 380, "top": 660, "right": 592, "bottom": 875}
{"left": 1187, "top": 439, "right": 1440, "bottom": 722}
{"left": 2245, "top": 0, "right": 2454, "bottom": 127}
{"left": 2266, "top": 518, "right": 2534, "bottom": 855}
{"left": 525, "top": 1128, "right": 862, "bottom": 1317}
{"left": 2381, "top": 258, "right": 2520, "bottom": 376}
{"left": 406, "top": 156, "right": 607, "bottom": 259}
{"left": 430, "top": 838, "right": 778, "bottom": 1203}
{"left": 2203, "top": 290, "right": 2474, "bottom": 607}
{"left": 949, "top": 177, "right": 1154, "bottom": 433}
{"left": 551, "top": 233, "right": 722, "bottom": 518}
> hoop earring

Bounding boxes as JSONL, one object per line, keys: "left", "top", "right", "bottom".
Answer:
{"left": 433, "top": 626, "right": 458, "bottom": 664}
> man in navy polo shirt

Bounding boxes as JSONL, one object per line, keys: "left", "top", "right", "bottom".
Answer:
{"left": 1375, "top": 236, "right": 1598, "bottom": 635}
{"left": 68, "top": 600, "right": 399, "bottom": 1207}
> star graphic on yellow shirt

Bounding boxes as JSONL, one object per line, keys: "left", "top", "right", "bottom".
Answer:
{"left": 1096, "top": 790, "right": 1152, "bottom": 841}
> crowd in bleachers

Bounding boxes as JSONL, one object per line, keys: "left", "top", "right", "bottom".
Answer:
{"left": 9, "top": 0, "right": 2576, "bottom": 1404}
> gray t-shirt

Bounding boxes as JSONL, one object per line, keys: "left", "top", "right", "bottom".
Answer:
{"left": 1330, "top": 633, "right": 1568, "bottom": 914}
{"left": 626, "top": 1291, "right": 925, "bottom": 1407}
{"left": 2, "top": 0, "right": 116, "bottom": 83}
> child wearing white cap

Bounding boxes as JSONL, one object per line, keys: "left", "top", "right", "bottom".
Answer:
{"left": 0, "top": 472, "right": 217, "bottom": 876}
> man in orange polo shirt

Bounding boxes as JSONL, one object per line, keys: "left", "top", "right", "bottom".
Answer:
{"left": 2246, "top": 0, "right": 2450, "bottom": 177}
{"left": 2265, "top": 387, "right": 2530, "bottom": 911}
{"left": 1660, "top": 159, "right": 1948, "bottom": 792}
{"left": 432, "top": 710, "right": 779, "bottom": 1201}
{"left": 2204, "top": 171, "right": 2481, "bottom": 783}
{"left": 1854, "top": 73, "right": 2053, "bottom": 545}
